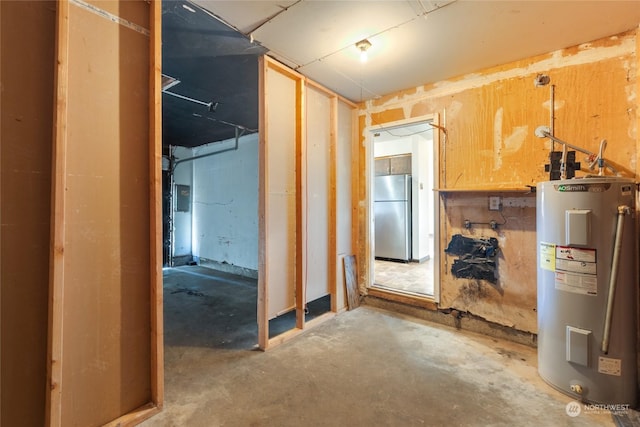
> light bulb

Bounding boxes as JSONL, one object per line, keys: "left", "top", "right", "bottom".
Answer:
{"left": 355, "top": 39, "right": 372, "bottom": 63}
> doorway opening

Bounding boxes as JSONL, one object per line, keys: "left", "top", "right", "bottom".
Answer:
{"left": 161, "top": 136, "right": 261, "bottom": 347}
{"left": 370, "top": 120, "right": 437, "bottom": 299}
{"left": 159, "top": 0, "right": 266, "bottom": 374}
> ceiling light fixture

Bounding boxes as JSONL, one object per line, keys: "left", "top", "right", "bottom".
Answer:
{"left": 356, "top": 39, "right": 372, "bottom": 63}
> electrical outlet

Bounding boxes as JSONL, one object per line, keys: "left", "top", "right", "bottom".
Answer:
{"left": 489, "top": 196, "right": 501, "bottom": 211}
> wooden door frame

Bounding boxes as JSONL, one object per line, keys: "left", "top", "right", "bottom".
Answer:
{"left": 365, "top": 114, "right": 442, "bottom": 305}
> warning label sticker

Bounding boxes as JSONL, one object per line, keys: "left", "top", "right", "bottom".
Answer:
{"left": 539, "top": 242, "right": 556, "bottom": 271}
{"left": 556, "top": 246, "right": 596, "bottom": 263}
{"left": 598, "top": 356, "right": 622, "bottom": 376}
{"left": 553, "top": 246, "right": 598, "bottom": 295}
{"left": 556, "top": 258, "right": 597, "bottom": 275}
{"left": 541, "top": 244, "right": 598, "bottom": 295}
{"left": 555, "top": 271, "right": 598, "bottom": 296}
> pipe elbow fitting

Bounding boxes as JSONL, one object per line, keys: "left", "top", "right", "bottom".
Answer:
{"left": 618, "top": 205, "right": 631, "bottom": 215}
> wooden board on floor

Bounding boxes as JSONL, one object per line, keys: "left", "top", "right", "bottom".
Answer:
{"left": 344, "top": 255, "right": 360, "bottom": 310}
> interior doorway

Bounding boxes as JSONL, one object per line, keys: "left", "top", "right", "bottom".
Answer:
{"left": 370, "top": 120, "right": 437, "bottom": 298}
{"left": 159, "top": 0, "right": 266, "bottom": 357}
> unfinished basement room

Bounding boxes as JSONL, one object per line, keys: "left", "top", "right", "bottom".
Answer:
{"left": 2, "top": 1, "right": 640, "bottom": 426}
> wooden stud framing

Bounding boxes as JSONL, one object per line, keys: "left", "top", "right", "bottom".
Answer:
{"left": 257, "top": 55, "right": 268, "bottom": 350}
{"left": 431, "top": 113, "right": 442, "bottom": 303}
{"left": 0, "top": 1, "right": 2, "bottom": 418}
{"left": 0, "top": 4, "right": 3, "bottom": 422}
{"left": 303, "top": 79, "right": 355, "bottom": 314}
{"left": 351, "top": 108, "right": 361, "bottom": 291}
{"left": 259, "top": 56, "right": 304, "bottom": 349}
{"left": 295, "top": 77, "right": 306, "bottom": 330}
{"left": 258, "top": 56, "right": 357, "bottom": 350}
{"left": 103, "top": 402, "right": 159, "bottom": 427}
{"left": 635, "top": 28, "right": 640, "bottom": 336}
{"left": 305, "top": 78, "right": 358, "bottom": 109}
{"left": 0, "top": 4, "right": 2, "bottom": 419}
{"left": 148, "top": 0, "right": 164, "bottom": 416}
{"left": 47, "top": 0, "right": 70, "bottom": 423}
{"left": 329, "top": 96, "right": 338, "bottom": 312}
{"left": 47, "top": 0, "right": 162, "bottom": 424}
{"left": 300, "top": 81, "right": 359, "bottom": 307}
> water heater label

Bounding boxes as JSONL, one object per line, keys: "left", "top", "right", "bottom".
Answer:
{"left": 539, "top": 242, "right": 556, "bottom": 271}
{"left": 598, "top": 357, "right": 622, "bottom": 376}
{"left": 556, "top": 258, "right": 597, "bottom": 275}
{"left": 555, "top": 271, "right": 598, "bottom": 295}
{"left": 556, "top": 246, "right": 596, "bottom": 263}
{"left": 541, "top": 244, "right": 599, "bottom": 295}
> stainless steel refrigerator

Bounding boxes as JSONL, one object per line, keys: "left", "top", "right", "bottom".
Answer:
{"left": 374, "top": 174, "right": 411, "bottom": 261}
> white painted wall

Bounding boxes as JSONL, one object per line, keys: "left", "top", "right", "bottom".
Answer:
{"left": 305, "top": 86, "right": 331, "bottom": 302}
{"left": 263, "top": 69, "right": 297, "bottom": 318}
{"left": 373, "top": 125, "right": 434, "bottom": 261}
{"left": 336, "top": 102, "right": 354, "bottom": 310}
{"left": 172, "top": 146, "right": 193, "bottom": 258}
{"left": 374, "top": 138, "right": 411, "bottom": 157}
{"left": 413, "top": 128, "right": 434, "bottom": 261}
{"left": 191, "top": 134, "right": 259, "bottom": 273}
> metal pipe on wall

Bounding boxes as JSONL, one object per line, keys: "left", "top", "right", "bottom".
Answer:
{"left": 602, "top": 205, "right": 631, "bottom": 353}
{"left": 549, "top": 84, "right": 555, "bottom": 152}
{"left": 534, "top": 127, "right": 618, "bottom": 175}
{"left": 168, "top": 145, "right": 175, "bottom": 267}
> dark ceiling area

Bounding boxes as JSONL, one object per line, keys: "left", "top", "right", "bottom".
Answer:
{"left": 162, "top": 1, "right": 267, "bottom": 148}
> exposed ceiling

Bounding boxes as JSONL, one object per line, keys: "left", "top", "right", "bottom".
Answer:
{"left": 163, "top": 0, "right": 640, "bottom": 148}
{"left": 162, "top": 1, "right": 267, "bottom": 147}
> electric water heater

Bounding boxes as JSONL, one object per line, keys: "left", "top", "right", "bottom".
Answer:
{"left": 537, "top": 176, "right": 637, "bottom": 406}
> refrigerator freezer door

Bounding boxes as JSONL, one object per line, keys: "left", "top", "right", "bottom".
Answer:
{"left": 374, "top": 174, "right": 410, "bottom": 202}
{"left": 374, "top": 200, "right": 410, "bottom": 260}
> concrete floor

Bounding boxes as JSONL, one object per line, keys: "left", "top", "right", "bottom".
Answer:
{"left": 143, "top": 266, "right": 626, "bottom": 427}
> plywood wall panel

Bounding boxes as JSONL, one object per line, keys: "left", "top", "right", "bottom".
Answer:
{"left": 423, "top": 77, "right": 551, "bottom": 189}
{"left": 86, "top": 0, "right": 149, "bottom": 28}
{"left": 370, "top": 33, "right": 637, "bottom": 189}
{"left": 50, "top": 2, "right": 153, "bottom": 425}
{"left": 0, "top": 3, "right": 55, "bottom": 425}
{"left": 371, "top": 109, "right": 405, "bottom": 128}
{"left": 439, "top": 193, "right": 537, "bottom": 332}
{"left": 359, "top": 29, "right": 638, "bottom": 332}
{"left": 548, "top": 58, "right": 637, "bottom": 176}
{"left": 355, "top": 113, "right": 369, "bottom": 292}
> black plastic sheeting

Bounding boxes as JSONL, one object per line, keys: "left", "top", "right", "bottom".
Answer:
{"left": 445, "top": 235, "right": 499, "bottom": 283}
